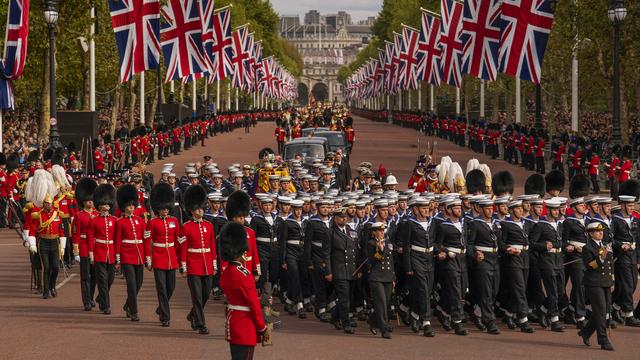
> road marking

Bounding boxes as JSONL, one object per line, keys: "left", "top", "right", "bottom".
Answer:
{"left": 56, "top": 273, "right": 77, "bottom": 289}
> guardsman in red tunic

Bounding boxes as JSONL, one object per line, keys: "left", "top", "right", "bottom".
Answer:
{"left": 220, "top": 222, "right": 268, "bottom": 360}
{"left": 115, "top": 184, "right": 147, "bottom": 321}
{"left": 157, "top": 131, "right": 165, "bottom": 161}
{"left": 145, "top": 183, "right": 181, "bottom": 327}
{"left": 275, "top": 123, "right": 286, "bottom": 154}
{"left": 130, "top": 135, "right": 140, "bottom": 165}
{"left": 587, "top": 150, "right": 601, "bottom": 194}
{"left": 618, "top": 146, "right": 632, "bottom": 184}
{"left": 87, "top": 184, "right": 117, "bottom": 314}
{"left": 94, "top": 146, "right": 105, "bottom": 173}
{"left": 114, "top": 138, "right": 123, "bottom": 168}
{"left": 223, "top": 191, "right": 260, "bottom": 279}
{"left": 535, "top": 135, "right": 545, "bottom": 174}
{"left": 32, "top": 193, "right": 66, "bottom": 299}
{"left": 72, "top": 178, "right": 98, "bottom": 310}
{"left": 200, "top": 119, "right": 207, "bottom": 146}
{"left": 172, "top": 127, "right": 181, "bottom": 155}
{"left": 183, "top": 122, "right": 191, "bottom": 150}
{"left": 181, "top": 185, "right": 217, "bottom": 334}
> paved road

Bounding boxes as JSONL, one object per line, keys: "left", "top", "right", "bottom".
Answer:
{"left": 1, "top": 116, "right": 637, "bottom": 360}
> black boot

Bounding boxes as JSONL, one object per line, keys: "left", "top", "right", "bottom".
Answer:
{"left": 519, "top": 321, "right": 535, "bottom": 333}
{"left": 485, "top": 321, "right": 500, "bottom": 335}
{"left": 550, "top": 321, "right": 564, "bottom": 332}
{"left": 453, "top": 322, "right": 468, "bottom": 336}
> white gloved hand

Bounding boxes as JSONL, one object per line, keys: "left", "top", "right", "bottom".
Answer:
{"left": 89, "top": 252, "right": 94, "bottom": 264}
{"left": 29, "top": 245, "right": 37, "bottom": 254}
{"left": 74, "top": 255, "right": 81, "bottom": 263}
{"left": 59, "top": 237, "right": 67, "bottom": 256}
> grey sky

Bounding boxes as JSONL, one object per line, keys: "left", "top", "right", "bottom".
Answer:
{"left": 270, "top": 0, "right": 381, "bottom": 21}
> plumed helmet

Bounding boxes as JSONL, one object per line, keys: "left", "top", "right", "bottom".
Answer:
{"left": 491, "top": 171, "right": 514, "bottom": 196}
{"left": 524, "top": 174, "right": 546, "bottom": 197}
{"left": 545, "top": 170, "right": 565, "bottom": 194}
{"left": 116, "top": 184, "right": 139, "bottom": 210}
{"left": 184, "top": 185, "right": 208, "bottom": 213}
{"left": 93, "top": 184, "right": 116, "bottom": 208}
{"left": 568, "top": 174, "right": 591, "bottom": 199}
{"left": 76, "top": 177, "right": 97, "bottom": 206}
{"left": 465, "top": 169, "right": 486, "bottom": 194}
{"left": 466, "top": 159, "right": 479, "bottom": 175}
{"left": 219, "top": 222, "right": 249, "bottom": 262}
{"left": 618, "top": 180, "right": 640, "bottom": 202}
{"left": 150, "top": 182, "right": 175, "bottom": 212}
{"left": 226, "top": 190, "right": 251, "bottom": 219}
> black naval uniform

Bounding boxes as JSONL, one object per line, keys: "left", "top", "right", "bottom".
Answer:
{"left": 250, "top": 212, "right": 281, "bottom": 294}
{"left": 304, "top": 216, "right": 332, "bottom": 318}
{"left": 530, "top": 218, "right": 565, "bottom": 327}
{"left": 279, "top": 215, "right": 309, "bottom": 314}
{"left": 435, "top": 219, "right": 467, "bottom": 330}
{"left": 467, "top": 218, "right": 501, "bottom": 328}
{"left": 611, "top": 214, "right": 639, "bottom": 320}
{"left": 400, "top": 216, "right": 435, "bottom": 330}
{"left": 499, "top": 217, "right": 533, "bottom": 330}
{"left": 325, "top": 221, "right": 359, "bottom": 330}
{"left": 366, "top": 233, "right": 395, "bottom": 337}
{"left": 580, "top": 238, "right": 614, "bottom": 348}
{"left": 561, "top": 216, "right": 587, "bottom": 323}
{"left": 204, "top": 212, "right": 227, "bottom": 298}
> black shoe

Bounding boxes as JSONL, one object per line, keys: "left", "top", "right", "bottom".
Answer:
{"left": 519, "top": 322, "right": 535, "bottom": 333}
{"left": 284, "top": 303, "right": 296, "bottom": 315}
{"left": 198, "top": 326, "right": 210, "bottom": 335}
{"left": 161, "top": 321, "right": 170, "bottom": 327}
{"left": 103, "top": 309, "right": 111, "bottom": 315}
{"left": 576, "top": 319, "right": 586, "bottom": 330}
{"left": 357, "top": 312, "right": 368, "bottom": 321}
{"left": 410, "top": 319, "right": 420, "bottom": 333}
{"left": 343, "top": 326, "right": 355, "bottom": 334}
{"left": 453, "top": 323, "right": 468, "bottom": 336}
{"left": 305, "top": 303, "right": 314, "bottom": 313}
{"left": 349, "top": 319, "right": 358, "bottom": 328}
{"left": 123, "top": 305, "right": 130, "bottom": 318}
{"left": 601, "top": 342, "right": 614, "bottom": 351}
{"left": 624, "top": 317, "right": 640, "bottom": 327}
{"left": 439, "top": 315, "right": 452, "bottom": 331}
{"left": 423, "top": 324, "right": 436, "bottom": 337}
{"left": 503, "top": 317, "right": 516, "bottom": 330}
{"left": 473, "top": 317, "right": 486, "bottom": 331}
{"left": 297, "top": 311, "right": 307, "bottom": 319}
{"left": 485, "top": 322, "right": 500, "bottom": 335}
{"left": 50, "top": 288, "right": 58, "bottom": 297}
{"left": 83, "top": 305, "right": 92, "bottom": 311}
{"left": 611, "top": 310, "right": 623, "bottom": 324}
{"left": 369, "top": 326, "right": 377, "bottom": 336}
{"left": 381, "top": 332, "right": 392, "bottom": 339}
{"left": 400, "top": 311, "right": 412, "bottom": 327}
{"left": 130, "top": 314, "right": 140, "bottom": 322}
{"left": 319, "top": 312, "right": 331, "bottom": 323}
{"left": 538, "top": 312, "right": 549, "bottom": 329}
{"left": 42, "top": 291, "right": 50, "bottom": 299}
{"left": 187, "top": 314, "right": 196, "bottom": 330}
{"left": 91, "top": 300, "right": 96, "bottom": 308}
{"left": 608, "top": 318, "right": 618, "bottom": 329}
{"left": 212, "top": 289, "right": 221, "bottom": 301}
{"left": 332, "top": 320, "right": 343, "bottom": 331}
{"left": 578, "top": 330, "right": 590, "bottom": 347}
{"left": 551, "top": 321, "right": 565, "bottom": 332}
{"left": 528, "top": 311, "right": 540, "bottom": 322}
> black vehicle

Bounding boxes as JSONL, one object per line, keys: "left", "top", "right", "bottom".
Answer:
{"left": 283, "top": 137, "right": 329, "bottom": 166}
{"left": 312, "top": 131, "right": 350, "bottom": 155}
{"left": 301, "top": 127, "right": 330, "bottom": 137}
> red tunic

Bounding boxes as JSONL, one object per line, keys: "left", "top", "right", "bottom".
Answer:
{"left": 571, "top": 150, "right": 582, "bottom": 169}
{"left": 588, "top": 155, "right": 600, "bottom": 176}
{"left": 72, "top": 209, "right": 98, "bottom": 257}
{"left": 220, "top": 262, "right": 266, "bottom": 346}
{"left": 115, "top": 215, "right": 147, "bottom": 265}
{"left": 144, "top": 216, "right": 181, "bottom": 270}
{"left": 220, "top": 226, "right": 260, "bottom": 276}
{"left": 618, "top": 160, "right": 631, "bottom": 182}
{"left": 536, "top": 139, "right": 545, "bottom": 157}
{"left": 87, "top": 214, "right": 118, "bottom": 264}
{"left": 179, "top": 220, "right": 216, "bottom": 276}
{"left": 94, "top": 149, "right": 104, "bottom": 171}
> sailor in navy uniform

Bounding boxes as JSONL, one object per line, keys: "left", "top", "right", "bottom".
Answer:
{"left": 366, "top": 222, "right": 395, "bottom": 339}
{"left": 304, "top": 199, "right": 333, "bottom": 321}
{"left": 279, "top": 199, "right": 309, "bottom": 318}
{"left": 250, "top": 196, "right": 280, "bottom": 294}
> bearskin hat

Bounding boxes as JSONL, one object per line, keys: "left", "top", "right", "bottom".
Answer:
{"left": 27, "top": 150, "right": 39, "bottom": 163}
{"left": 545, "top": 170, "right": 565, "bottom": 194}
{"left": 67, "top": 142, "right": 76, "bottom": 153}
{"left": 226, "top": 190, "right": 251, "bottom": 219}
{"left": 258, "top": 147, "right": 275, "bottom": 159}
{"left": 524, "top": 174, "right": 546, "bottom": 197}
{"left": 76, "top": 177, "right": 97, "bottom": 205}
{"left": 184, "top": 185, "right": 208, "bottom": 212}
{"left": 0, "top": 152, "right": 5, "bottom": 166}
{"left": 43, "top": 148, "right": 53, "bottom": 161}
{"left": 150, "top": 182, "right": 175, "bottom": 212}
{"left": 618, "top": 180, "right": 640, "bottom": 201}
{"left": 465, "top": 169, "right": 486, "bottom": 195}
{"left": 116, "top": 184, "right": 139, "bottom": 210}
{"left": 219, "top": 222, "right": 249, "bottom": 262}
{"left": 93, "top": 184, "right": 116, "bottom": 208}
{"left": 51, "top": 152, "right": 64, "bottom": 166}
{"left": 622, "top": 145, "right": 633, "bottom": 159}
{"left": 491, "top": 171, "right": 514, "bottom": 196}
{"left": 6, "top": 153, "right": 19, "bottom": 172}
{"left": 569, "top": 174, "right": 591, "bottom": 199}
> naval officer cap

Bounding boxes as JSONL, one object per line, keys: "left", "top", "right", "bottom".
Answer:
{"left": 370, "top": 222, "right": 386, "bottom": 230}
{"left": 586, "top": 222, "right": 606, "bottom": 232}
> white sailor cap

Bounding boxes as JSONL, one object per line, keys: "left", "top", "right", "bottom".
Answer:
{"left": 355, "top": 201, "right": 367, "bottom": 208}
{"left": 370, "top": 222, "right": 386, "bottom": 230}
{"left": 290, "top": 199, "right": 304, "bottom": 207}
{"left": 586, "top": 222, "right": 606, "bottom": 232}
{"left": 410, "top": 197, "right": 430, "bottom": 207}
{"left": 277, "top": 196, "right": 292, "bottom": 204}
{"left": 530, "top": 198, "right": 544, "bottom": 205}
{"left": 168, "top": 173, "right": 176, "bottom": 178}
{"left": 280, "top": 176, "right": 292, "bottom": 182}
{"left": 343, "top": 199, "right": 356, "bottom": 206}
{"left": 508, "top": 200, "right": 523, "bottom": 208}
{"left": 268, "top": 175, "right": 280, "bottom": 180}
{"left": 185, "top": 167, "right": 197, "bottom": 173}
{"left": 188, "top": 173, "right": 199, "bottom": 179}
{"left": 373, "top": 199, "right": 389, "bottom": 208}
{"left": 446, "top": 198, "right": 462, "bottom": 208}
{"left": 233, "top": 171, "right": 243, "bottom": 178}
{"left": 332, "top": 207, "right": 349, "bottom": 217}
{"left": 569, "top": 197, "right": 585, "bottom": 206}
{"left": 597, "top": 197, "right": 613, "bottom": 204}
{"left": 618, "top": 195, "right": 636, "bottom": 203}
{"left": 494, "top": 195, "right": 510, "bottom": 205}
{"left": 207, "top": 194, "right": 223, "bottom": 202}
{"left": 478, "top": 199, "right": 494, "bottom": 207}
{"left": 545, "top": 199, "right": 562, "bottom": 208}
{"left": 212, "top": 173, "right": 223, "bottom": 178}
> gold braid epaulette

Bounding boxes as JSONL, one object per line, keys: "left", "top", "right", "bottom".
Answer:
{"left": 38, "top": 210, "right": 59, "bottom": 232}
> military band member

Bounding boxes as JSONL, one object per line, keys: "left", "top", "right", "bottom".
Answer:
{"left": 181, "top": 185, "right": 217, "bottom": 335}
{"left": 146, "top": 183, "right": 181, "bottom": 327}
{"left": 280, "top": 199, "right": 309, "bottom": 318}
{"left": 304, "top": 198, "right": 333, "bottom": 321}
{"left": 88, "top": 184, "right": 117, "bottom": 314}
{"left": 115, "top": 184, "right": 146, "bottom": 321}
{"left": 219, "top": 222, "right": 268, "bottom": 360}
{"left": 467, "top": 198, "right": 501, "bottom": 334}
{"left": 579, "top": 222, "right": 615, "bottom": 351}
{"left": 367, "top": 222, "right": 394, "bottom": 339}
{"left": 72, "top": 178, "right": 98, "bottom": 310}
{"left": 51, "top": 164, "right": 74, "bottom": 266}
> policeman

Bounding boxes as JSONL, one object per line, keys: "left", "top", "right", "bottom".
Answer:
{"left": 366, "top": 222, "right": 394, "bottom": 339}
{"left": 181, "top": 185, "right": 217, "bottom": 335}
{"left": 579, "top": 222, "right": 615, "bottom": 351}
{"left": 279, "top": 199, "right": 308, "bottom": 318}
{"left": 88, "top": 184, "right": 117, "bottom": 314}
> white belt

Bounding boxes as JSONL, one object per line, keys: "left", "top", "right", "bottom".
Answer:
{"left": 476, "top": 246, "right": 498, "bottom": 253}
{"left": 569, "top": 241, "right": 586, "bottom": 248}
{"left": 508, "top": 245, "right": 529, "bottom": 250}
{"left": 95, "top": 239, "right": 113, "bottom": 244}
{"left": 122, "top": 239, "right": 143, "bottom": 244}
{"left": 188, "top": 248, "right": 211, "bottom": 253}
{"left": 227, "top": 304, "right": 250, "bottom": 312}
{"left": 622, "top": 242, "right": 637, "bottom": 250}
{"left": 312, "top": 241, "right": 323, "bottom": 247}
{"left": 174, "top": 202, "right": 180, "bottom": 206}
{"left": 257, "top": 237, "right": 277, "bottom": 243}
{"left": 287, "top": 240, "right": 302, "bottom": 245}
{"left": 80, "top": 234, "right": 87, "bottom": 239}
{"left": 410, "top": 245, "right": 433, "bottom": 253}
{"left": 548, "top": 248, "right": 562, "bottom": 253}
{"left": 446, "top": 247, "right": 466, "bottom": 254}
{"left": 153, "top": 242, "right": 174, "bottom": 248}
{"left": 245, "top": 256, "right": 252, "bottom": 261}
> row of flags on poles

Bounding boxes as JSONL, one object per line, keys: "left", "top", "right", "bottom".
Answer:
{"left": 344, "top": 0, "right": 555, "bottom": 101}
{"left": 0, "top": 0, "right": 29, "bottom": 110}
{"left": 108, "top": 0, "right": 296, "bottom": 101}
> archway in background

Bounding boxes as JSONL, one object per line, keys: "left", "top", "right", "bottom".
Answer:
{"left": 311, "top": 82, "right": 329, "bottom": 103}
{"left": 297, "top": 83, "right": 309, "bottom": 106}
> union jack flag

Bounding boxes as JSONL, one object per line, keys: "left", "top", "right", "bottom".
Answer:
{"left": 251, "top": 41, "right": 263, "bottom": 91}
{"left": 376, "top": 49, "right": 386, "bottom": 96}
{"left": 397, "top": 26, "right": 420, "bottom": 91}
{"left": 499, "top": 0, "right": 555, "bottom": 84}
{"left": 417, "top": 10, "right": 442, "bottom": 86}
{"left": 243, "top": 32, "right": 255, "bottom": 91}
{"left": 461, "top": 0, "right": 502, "bottom": 81}
{"left": 383, "top": 41, "right": 395, "bottom": 93}
{"left": 0, "top": 0, "right": 29, "bottom": 109}
{"left": 231, "top": 26, "right": 252, "bottom": 89}
{"left": 108, "top": 0, "right": 160, "bottom": 83}
{"left": 391, "top": 33, "right": 403, "bottom": 93}
{"left": 258, "top": 56, "right": 275, "bottom": 97}
{"left": 160, "top": 0, "right": 209, "bottom": 82}
{"left": 198, "top": 0, "right": 215, "bottom": 74}
{"left": 439, "top": 0, "right": 464, "bottom": 88}
{"left": 211, "top": 8, "right": 233, "bottom": 81}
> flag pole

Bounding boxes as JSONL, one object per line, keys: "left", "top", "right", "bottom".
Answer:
{"left": 515, "top": 78, "right": 521, "bottom": 123}
{"left": 90, "top": 4, "right": 95, "bottom": 112}
{"left": 418, "top": 83, "right": 422, "bottom": 111}
{"left": 227, "top": 82, "right": 231, "bottom": 110}
{"left": 216, "top": 79, "right": 220, "bottom": 114}
{"left": 430, "top": 84, "right": 434, "bottom": 111}
{"left": 192, "top": 78, "right": 197, "bottom": 117}
{"left": 140, "top": 72, "right": 145, "bottom": 125}
{"left": 455, "top": 87, "right": 460, "bottom": 116}
{"left": 480, "top": 79, "right": 485, "bottom": 119}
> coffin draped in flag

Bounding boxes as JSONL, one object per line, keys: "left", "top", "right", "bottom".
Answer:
{"left": 160, "top": 0, "right": 209, "bottom": 82}
{"left": 108, "top": 0, "right": 160, "bottom": 83}
{"left": 210, "top": 7, "right": 233, "bottom": 81}
{"left": 417, "top": 10, "right": 442, "bottom": 86}
{"left": 397, "top": 26, "right": 420, "bottom": 91}
{"left": 0, "top": 0, "right": 29, "bottom": 109}
{"left": 498, "top": 0, "right": 555, "bottom": 84}
{"left": 231, "top": 26, "right": 252, "bottom": 89}
{"left": 461, "top": 0, "right": 501, "bottom": 81}
{"left": 439, "top": 0, "right": 464, "bottom": 88}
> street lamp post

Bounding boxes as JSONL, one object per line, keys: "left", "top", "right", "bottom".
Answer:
{"left": 44, "top": 1, "right": 60, "bottom": 149}
{"left": 609, "top": 0, "right": 627, "bottom": 145}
